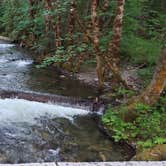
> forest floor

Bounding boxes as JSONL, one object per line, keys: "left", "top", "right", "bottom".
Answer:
{"left": 75, "top": 65, "right": 142, "bottom": 92}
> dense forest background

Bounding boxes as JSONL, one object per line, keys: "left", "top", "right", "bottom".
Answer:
{"left": 0, "top": 0, "right": 166, "bottom": 160}
{"left": 0, "top": 0, "right": 165, "bottom": 67}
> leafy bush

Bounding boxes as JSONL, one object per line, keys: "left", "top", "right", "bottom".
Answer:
{"left": 102, "top": 96, "right": 166, "bottom": 148}
{"left": 121, "top": 35, "right": 162, "bottom": 65}
{"left": 137, "top": 66, "right": 154, "bottom": 87}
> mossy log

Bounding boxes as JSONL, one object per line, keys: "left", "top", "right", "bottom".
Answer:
{"left": 0, "top": 89, "right": 104, "bottom": 112}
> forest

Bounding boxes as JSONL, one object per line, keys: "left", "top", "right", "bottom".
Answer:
{"left": 0, "top": 0, "right": 166, "bottom": 162}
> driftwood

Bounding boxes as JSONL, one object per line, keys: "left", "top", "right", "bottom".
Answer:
{"left": 0, "top": 89, "right": 105, "bottom": 112}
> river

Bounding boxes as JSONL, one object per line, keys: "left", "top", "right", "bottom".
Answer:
{"left": 0, "top": 40, "right": 131, "bottom": 163}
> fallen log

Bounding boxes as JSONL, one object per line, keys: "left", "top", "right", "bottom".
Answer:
{"left": 0, "top": 89, "right": 105, "bottom": 113}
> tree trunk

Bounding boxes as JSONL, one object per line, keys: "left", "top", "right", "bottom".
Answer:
{"left": 91, "top": 0, "right": 104, "bottom": 88}
{"left": 109, "top": 0, "right": 125, "bottom": 65}
{"left": 29, "top": 0, "right": 35, "bottom": 20}
{"left": 104, "top": 0, "right": 126, "bottom": 79}
{"left": 68, "top": 0, "right": 76, "bottom": 45}
{"left": 44, "top": 0, "right": 52, "bottom": 45}
{"left": 99, "top": 0, "right": 109, "bottom": 26}
{"left": 125, "top": 48, "right": 166, "bottom": 121}
{"left": 44, "top": 0, "right": 62, "bottom": 49}
{"left": 55, "top": 0, "right": 62, "bottom": 48}
{"left": 75, "top": 1, "right": 130, "bottom": 89}
{"left": 102, "top": 0, "right": 109, "bottom": 12}
{"left": 29, "top": 0, "right": 36, "bottom": 44}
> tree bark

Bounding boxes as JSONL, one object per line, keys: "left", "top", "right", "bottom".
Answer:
{"left": 68, "top": 0, "right": 76, "bottom": 45}
{"left": 29, "top": 0, "right": 36, "bottom": 20}
{"left": 55, "top": 0, "right": 62, "bottom": 48}
{"left": 75, "top": 2, "right": 130, "bottom": 89}
{"left": 99, "top": 0, "right": 109, "bottom": 27}
{"left": 44, "top": 0, "right": 52, "bottom": 44}
{"left": 104, "top": 0, "right": 126, "bottom": 79}
{"left": 29, "top": 0, "right": 36, "bottom": 44}
{"left": 44, "top": 0, "right": 62, "bottom": 49}
{"left": 91, "top": 0, "right": 104, "bottom": 88}
{"left": 108, "top": 0, "right": 125, "bottom": 67}
{"left": 124, "top": 48, "right": 166, "bottom": 121}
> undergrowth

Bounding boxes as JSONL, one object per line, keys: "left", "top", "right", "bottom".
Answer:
{"left": 102, "top": 94, "right": 166, "bottom": 149}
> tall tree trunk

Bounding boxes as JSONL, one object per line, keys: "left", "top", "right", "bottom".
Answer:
{"left": 29, "top": 0, "right": 36, "bottom": 20}
{"left": 100, "top": 0, "right": 109, "bottom": 26}
{"left": 91, "top": 0, "right": 104, "bottom": 88}
{"left": 104, "top": 0, "right": 126, "bottom": 79}
{"left": 102, "top": 0, "right": 109, "bottom": 12}
{"left": 44, "top": 0, "right": 52, "bottom": 44}
{"left": 108, "top": 0, "right": 125, "bottom": 67}
{"left": 75, "top": 1, "right": 130, "bottom": 89}
{"left": 29, "top": 0, "right": 36, "bottom": 44}
{"left": 44, "top": 0, "right": 61, "bottom": 50}
{"left": 55, "top": 0, "right": 62, "bottom": 48}
{"left": 125, "top": 48, "right": 166, "bottom": 122}
{"left": 44, "top": 0, "right": 62, "bottom": 49}
{"left": 68, "top": 0, "right": 76, "bottom": 45}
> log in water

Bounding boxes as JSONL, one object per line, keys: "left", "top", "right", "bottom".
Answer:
{"left": 0, "top": 89, "right": 106, "bottom": 113}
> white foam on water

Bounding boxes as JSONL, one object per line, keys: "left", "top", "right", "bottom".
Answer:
{"left": 0, "top": 58, "right": 8, "bottom": 63}
{"left": 0, "top": 98, "right": 89, "bottom": 125}
{"left": 0, "top": 74, "right": 14, "bottom": 79}
{"left": 15, "top": 60, "right": 33, "bottom": 67}
{"left": 0, "top": 44, "right": 15, "bottom": 48}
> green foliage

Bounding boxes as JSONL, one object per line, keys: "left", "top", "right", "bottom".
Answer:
{"left": 102, "top": 96, "right": 166, "bottom": 148}
{"left": 137, "top": 66, "right": 154, "bottom": 87}
{"left": 121, "top": 0, "right": 165, "bottom": 65}
{"left": 102, "top": 106, "right": 135, "bottom": 141}
{"left": 0, "top": 0, "right": 165, "bottom": 69}
{"left": 107, "top": 87, "right": 137, "bottom": 100}
{"left": 37, "top": 43, "right": 91, "bottom": 69}
{"left": 121, "top": 36, "right": 162, "bottom": 65}
{"left": 116, "top": 87, "right": 137, "bottom": 97}
{"left": 0, "top": 0, "right": 165, "bottom": 151}
{"left": 36, "top": 46, "right": 67, "bottom": 68}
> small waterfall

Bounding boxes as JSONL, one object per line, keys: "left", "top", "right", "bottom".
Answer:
{"left": 0, "top": 58, "right": 8, "bottom": 63}
{"left": 0, "top": 98, "right": 89, "bottom": 125}
{"left": 0, "top": 44, "right": 15, "bottom": 48}
{"left": 15, "top": 60, "right": 33, "bottom": 67}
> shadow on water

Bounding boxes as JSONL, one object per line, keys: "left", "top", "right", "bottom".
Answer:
{"left": 27, "top": 66, "right": 98, "bottom": 98}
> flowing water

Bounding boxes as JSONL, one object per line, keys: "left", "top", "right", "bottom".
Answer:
{"left": 0, "top": 40, "right": 131, "bottom": 163}
{"left": 0, "top": 40, "right": 97, "bottom": 98}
